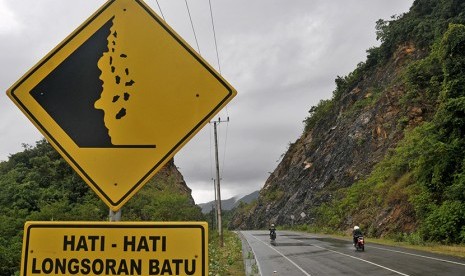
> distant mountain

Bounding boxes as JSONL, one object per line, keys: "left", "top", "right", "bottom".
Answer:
{"left": 238, "top": 190, "right": 260, "bottom": 205}
{"left": 199, "top": 197, "right": 236, "bottom": 214}
{"left": 198, "top": 190, "right": 259, "bottom": 214}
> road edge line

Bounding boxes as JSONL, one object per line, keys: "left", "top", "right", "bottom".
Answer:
{"left": 238, "top": 231, "right": 263, "bottom": 276}
{"left": 308, "top": 243, "right": 410, "bottom": 276}
{"left": 252, "top": 234, "right": 312, "bottom": 276}
{"left": 369, "top": 245, "right": 465, "bottom": 267}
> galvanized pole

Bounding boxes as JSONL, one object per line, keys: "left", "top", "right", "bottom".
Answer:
{"left": 109, "top": 209, "right": 121, "bottom": 222}
{"left": 213, "top": 120, "right": 223, "bottom": 246}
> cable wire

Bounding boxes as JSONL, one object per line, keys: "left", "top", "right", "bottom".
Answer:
{"left": 208, "top": 0, "right": 230, "bottom": 135}
{"left": 208, "top": 0, "right": 221, "bottom": 74}
{"left": 154, "top": 0, "right": 166, "bottom": 21}
{"left": 184, "top": 0, "right": 201, "bottom": 55}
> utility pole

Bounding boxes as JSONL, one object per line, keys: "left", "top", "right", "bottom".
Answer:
{"left": 212, "top": 178, "right": 217, "bottom": 231}
{"left": 213, "top": 117, "right": 228, "bottom": 247}
{"left": 211, "top": 204, "right": 216, "bottom": 231}
{"left": 109, "top": 209, "right": 121, "bottom": 222}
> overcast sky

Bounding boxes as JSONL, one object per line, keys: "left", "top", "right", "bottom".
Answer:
{"left": 0, "top": 0, "right": 413, "bottom": 204}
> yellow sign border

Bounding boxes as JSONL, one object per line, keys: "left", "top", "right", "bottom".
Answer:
{"left": 7, "top": 0, "right": 236, "bottom": 210}
{"left": 21, "top": 221, "right": 208, "bottom": 276}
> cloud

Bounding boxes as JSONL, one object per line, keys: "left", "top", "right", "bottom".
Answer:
{"left": 0, "top": 0, "right": 23, "bottom": 35}
{"left": 176, "top": 0, "right": 414, "bottom": 203}
{"left": 0, "top": 0, "right": 414, "bottom": 205}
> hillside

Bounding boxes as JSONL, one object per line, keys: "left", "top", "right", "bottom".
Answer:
{"left": 231, "top": 0, "right": 465, "bottom": 244}
{"left": 0, "top": 139, "right": 202, "bottom": 275}
{"left": 198, "top": 190, "right": 259, "bottom": 214}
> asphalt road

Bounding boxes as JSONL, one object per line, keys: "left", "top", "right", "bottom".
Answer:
{"left": 240, "top": 230, "right": 465, "bottom": 276}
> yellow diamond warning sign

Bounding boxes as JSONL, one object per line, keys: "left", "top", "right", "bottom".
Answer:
{"left": 7, "top": 0, "right": 237, "bottom": 210}
{"left": 21, "top": 222, "right": 208, "bottom": 276}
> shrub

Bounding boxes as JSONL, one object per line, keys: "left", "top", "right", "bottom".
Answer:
{"left": 421, "top": 201, "right": 465, "bottom": 243}
{"left": 303, "top": 99, "right": 334, "bottom": 132}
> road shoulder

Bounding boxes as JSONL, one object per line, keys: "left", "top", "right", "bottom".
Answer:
{"left": 237, "top": 231, "right": 260, "bottom": 276}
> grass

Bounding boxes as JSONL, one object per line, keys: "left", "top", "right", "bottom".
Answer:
{"left": 365, "top": 237, "right": 465, "bottom": 258}
{"left": 209, "top": 230, "right": 245, "bottom": 276}
{"left": 291, "top": 226, "right": 465, "bottom": 259}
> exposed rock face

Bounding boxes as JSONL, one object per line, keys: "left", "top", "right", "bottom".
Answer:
{"left": 153, "top": 158, "right": 196, "bottom": 205}
{"left": 230, "top": 44, "right": 431, "bottom": 232}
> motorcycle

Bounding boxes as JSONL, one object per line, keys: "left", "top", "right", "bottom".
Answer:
{"left": 354, "top": 236, "right": 364, "bottom": 251}
{"left": 270, "top": 229, "right": 276, "bottom": 242}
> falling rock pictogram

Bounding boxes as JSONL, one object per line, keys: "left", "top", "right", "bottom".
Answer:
{"left": 7, "top": 0, "right": 236, "bottom": 210}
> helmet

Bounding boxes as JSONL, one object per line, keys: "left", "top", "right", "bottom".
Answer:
{"left": 271, "top": 224, "right": 275, "bottom": 227}
{"left": 354, "top": 226, "right": 360, "bottom": 230}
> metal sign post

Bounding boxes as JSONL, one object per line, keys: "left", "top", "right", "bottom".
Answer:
{"left": 109, "top": 208, "right": 122, "bottom": 222}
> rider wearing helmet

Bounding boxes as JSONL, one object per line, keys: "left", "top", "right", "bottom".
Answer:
{"left": 270, "top": 223, "right": 276, "bottom": 241}
{"left": 269, "top": 223, "right": 277, "bottom": 241}
{"left": 269, "top": 223, "right": 276, "bottom": 234}
{"left": 352, "top": 226, "right": 363, "bottom": 245}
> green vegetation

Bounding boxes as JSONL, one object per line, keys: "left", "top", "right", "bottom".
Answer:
{"left": 315, "top": 21, "right": 465, "bottom": 244}
{"left": 235, "top": 199, "right": 258, "bottom": 215}
{"left": 263, "top": 186, "right": 285, "bottom": 202}
{"left": 402, "top": 49, "right": 443, "bottom": 106}
{"left": 0, "top": 139, "right": 246, "bottom": 275}
{"left": 333, "top": 61, "right": 369, "bottom": 100}
{"left": 286, "top": 225, "right": 465, "bottom": 258}
{"left": 367, "top": 236, "right": 465, "bottom": 258}
{"left": 123, "top": 175, "right": 204, "bottom": 221}
{"left": 232, "top": 0, "right": 465, "bottom": 247}
{"left": 0, "top": 140, "right": 104, "bottom": 275}
{"left": 375, "top": 0, "right": 465, "bottom": 63}
{"left": 209, "top": 231, "right": 245, "bottom": 276}
{"left": 305, "top": 0, "right": 465, "bottom": 130}
{"left": 346, "top": 87, "right": 384, "bottom": 118}
{"left": 0, "top": 139, "right": 205, "bottom": 275}
{"left": 304, "top": 99, "right": 334, "bottom": 132}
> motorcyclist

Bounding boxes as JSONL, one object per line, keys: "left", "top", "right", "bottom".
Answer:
{"left": 269, "top": 223, "right": 276, "bottom": 239}
{"left": 352, "top": 226, "right": 363, "bottom": 245}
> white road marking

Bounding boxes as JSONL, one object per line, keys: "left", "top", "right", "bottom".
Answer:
{"left": 296, "top": 239, "right": 411, "bottom": 276}
{"left": 251, "top": 234, "right": 312, "bottom": 276}
{"left": 369, "top": 245, "right": 465, "bottom": 266}
{"left": 241, "top": 232, "right": 263, "bottom": 276}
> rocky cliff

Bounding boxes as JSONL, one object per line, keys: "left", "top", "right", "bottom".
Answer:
{"left": 151, "top": 158, "right": 196, "bottom": 203}
{"left": 231, "top": 44, "right": 425, "bottom": 230}
{"left": 231, "top": 0, "right": 465, "bottom": 238}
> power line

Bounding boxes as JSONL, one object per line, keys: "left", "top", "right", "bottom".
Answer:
{"left": 184, "top": 0, "right": 201, "bottom": 55}
{"left": 208, "top": 0, "right": 230, "bottom": 143}
{"left": 208, "top": 0, "right": 221, "bottom": 74}
{"left": 154, "top": 0, "right": 166, "bottom": 21}
{"left": 157, "top": 0, "right": 231, "bottom": 214}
